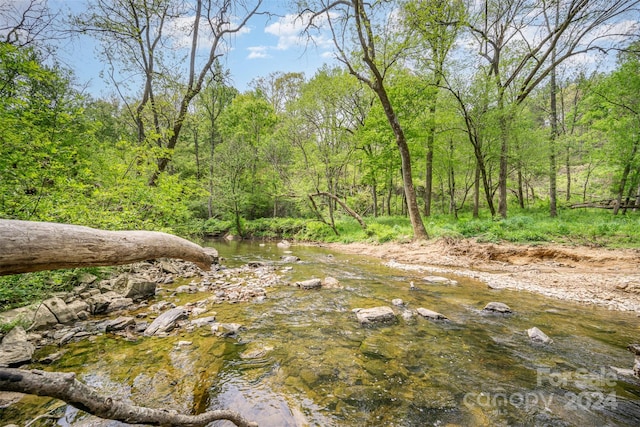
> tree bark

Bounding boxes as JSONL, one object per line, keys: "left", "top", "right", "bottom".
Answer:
{"left": 309, "top": 192, "right": 367, "bottom": 229}
{"left": 0, "top": 368, "right": 256, "bottom": 427}
{"left": 0, "top": 220, "right": 214, "bottom": 275}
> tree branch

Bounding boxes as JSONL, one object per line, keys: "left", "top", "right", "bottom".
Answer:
{"left": 0, "top": 368, "right": 257, "bottom": 427}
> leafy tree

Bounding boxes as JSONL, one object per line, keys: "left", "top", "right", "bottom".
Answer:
{"left": 214, "top": 90, "right": 277, "bottom": 223}
{"left": 301, "top": 0, "right": 429, "bottom": 239}
{"left": 587, "top": 43, "right": 640, "bottom": 214}
{"left": 288, "top": 67, "right": 367, "bottom": 230}
{"left": 465, "top": 0, "right": 640, "bottom": 218}
{"left": 196, "top": 69, "right": 238, "bottom": 218}
{"left": 400, "top": 0, "right": 465, "bottom": 216}
{"left": 251, "top": 71, "right": 306, "bottom": 115}
{"left": 0, "top": 43, "right": 94, "bottom": 222}
{"left": 73, "top": 0, "right": 263, "bottom": 185}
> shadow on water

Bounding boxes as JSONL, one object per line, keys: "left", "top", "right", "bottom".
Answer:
{"left": 3, "top": 240, "right": 640, "bottom": 426}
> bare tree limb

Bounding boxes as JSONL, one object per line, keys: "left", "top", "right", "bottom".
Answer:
{"left": 0, "top": 368, "right": 257, "bottom": 427}
{"left": 0, "top": 220, "right": 215, "bottom": 275}
{"left": 309, "top": 192, "right": 367, "bottom": 229}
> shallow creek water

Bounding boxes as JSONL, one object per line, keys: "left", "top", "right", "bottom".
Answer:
{"left": 3, "top": 241, "right": 640, "bottom": 426}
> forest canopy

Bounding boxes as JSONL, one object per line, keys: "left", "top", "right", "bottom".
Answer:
{"left": 1, "top": 0, "right": 639, "bottom": 240}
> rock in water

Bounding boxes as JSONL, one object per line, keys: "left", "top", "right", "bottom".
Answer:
{"left": 353, "top": 306, "right": 396, "bottom": 325}
{"left": 143, "top": 307, "right": 188, "bottom": 336}
{"left": 106, "top": 316, "right": 136, "bottom": 332}
{"left": 422, "top": 276, "right": 458, "bottom": 285}
{"left": 119, "top": 275, "right": 156, "bottom": 300}
{"left": 295, "top": 278, "right": 322, "bottom": 290}
{"left": 277, "top": 240, "right": 291, "bottom": 248}
{"left": 482, "top": 302, "right": 512, "bottom": 314}
{"left": 416, "top": 308, "right": 448, "bottom": 321}
{"left": 322, "top": 277, "right": 342, "bottom": 289}
{"left": 628, "top": 344, "right": 640, "bottom": 378}
{"left": 527, "top": 326, "right": 553, "bottom": 344}
{"left": 0, "top": 326, "right": 35, "bottom": 367}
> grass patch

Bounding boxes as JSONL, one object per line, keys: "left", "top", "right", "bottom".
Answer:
{"left": 210, "top": 208, "right": 640, "bottom": 248}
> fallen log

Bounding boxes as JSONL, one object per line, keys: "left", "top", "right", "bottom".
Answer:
{"left": 0, "top": 220, "right": 214, "bottom": 275}
{"left": 0, "top": 368, "right": 257, "bottom": 427}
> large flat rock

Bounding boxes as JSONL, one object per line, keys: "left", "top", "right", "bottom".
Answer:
{"left": 353, "top": 306, "right": 396, "bottom": 325}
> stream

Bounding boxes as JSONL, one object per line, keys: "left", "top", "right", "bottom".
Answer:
{"left": 2, "top": 240, "right": 640, "bottom": 426}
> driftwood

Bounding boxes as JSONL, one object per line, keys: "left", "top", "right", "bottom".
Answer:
{"left": 0, "top": 220, "right": 214, "bottom": 276}
{"left": 0, "top": 368, "right": 257, "bottom": 427}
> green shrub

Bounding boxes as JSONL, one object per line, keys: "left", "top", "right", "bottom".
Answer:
{"left": 296, "top": 221, "right": 335, "bottom": 241}
{"left": 364, "top": 223, "right": 396, "bottom": 243}
{"left": 203, "top": 218, "right": 233, "bottom": 237}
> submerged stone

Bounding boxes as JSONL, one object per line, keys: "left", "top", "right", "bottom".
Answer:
{"left": 360, "top": 334, "right": 398, "bottom": 360}
{"left": 106, "top": 316, "right": 136, "bottom": 332}
{"left": 277, "top": 240, "right": 291, "bottom": 248}
{"left": 423, "top": 276, "right": 458, "bottom": 285}
{"left": 296, "top": 278, "right": 322, "bottom": 290}
{"left": 353, "top": 306, "right": 396, "bottom": 325}
{"left": 416, "top": 307, "right": 448, "bottom": 321}
{"left": 0, "top": 327, "right": 34, "bottom": 367}
{"left": 527, "top": 326, "right": 553, "bottom": 344}
{"left": 144, "top": 307, "right": 188, "bottom": 336}
{"left": 483, "top": 302, "right": 512, "bottom": 314}
{"left": 322, "top": 277, "right": 342, "bottom": 289}
{"left": 629, "top": 344, "right": 640, "bottom": 378}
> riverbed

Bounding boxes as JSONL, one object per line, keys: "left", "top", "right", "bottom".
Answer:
{"left": 2, "top": 240, "right": 640, "bottom": 426}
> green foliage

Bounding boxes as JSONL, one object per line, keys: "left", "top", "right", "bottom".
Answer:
{"left": 242, "top": 217, "right": 308, "bottom": 238}
{"left": 295, "top": 221, "right": 336, "bottom": 241}
{"left": 203, "top": 218, "right": 234, "bottom": 236}
{"left": 0, "top": 268, "right": 111, "bottom": 312}
{"left": 0, "top": 316, "right": 31, "bottom": 334}
{"left": 364, "top": 223, "right": 397, "bottom": 243}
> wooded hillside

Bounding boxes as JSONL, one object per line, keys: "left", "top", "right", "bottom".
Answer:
{"left": 1, "top": 0, "right": 639, "bottom": 239}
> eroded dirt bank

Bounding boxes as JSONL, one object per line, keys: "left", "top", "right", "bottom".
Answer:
{"left": 324, "top": 239, "right": 640, "bottom": 313}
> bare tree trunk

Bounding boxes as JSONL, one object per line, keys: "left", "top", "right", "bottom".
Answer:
{"left": 310, "top": 192, "right": 367, "bottom": 229}
{"left": 0, "top": 368, "right": 256, "bottom": 427}
{"left": 497, "top": 96, "right": 509, "bottom": 219}
{"left": 194, "top": 126, "right": 201, "bottom": 180}
{"left": 473, "top": 161, "right": 480, "bottom": 218}
{"left": 0, "top": 220, "right": 214, "bottom": 275}
{"left": 517, "top": 162, "right": 525, "bottom": 209}
{"left": 613, "top": 141, "right": 639, "bottom": 215}
{"left": 371, "top": 179, "right": 378, "bottom": 217}
{"left": 549, "top": 47, "right": 558, "bottom": 217}
{"left": 566, "top": 145, "right": 572, "bottom": 202}
{"left": 308, "top": 195, "right": 339, "bottom": 235}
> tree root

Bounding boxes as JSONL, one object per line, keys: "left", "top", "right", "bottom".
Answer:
{"left": 0, "top": 368, "right": 257, "bottom": 427}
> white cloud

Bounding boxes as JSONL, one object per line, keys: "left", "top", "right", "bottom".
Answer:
{"left": 247, "top": 45, "right": 270, "bottom": 59}
{"left": 265, "top": 12, "right": 335, "bottom": 51}
{"left": 590, "top": 19, "right": 639, "bottom": 43}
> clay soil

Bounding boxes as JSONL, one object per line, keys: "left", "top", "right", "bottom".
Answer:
{"left": 325, "top": 239, "right": 640, "bottom": 313}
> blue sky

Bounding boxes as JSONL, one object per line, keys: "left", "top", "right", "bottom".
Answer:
{"left": 50, "top": 0, "right": 336, "bottom": 97}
